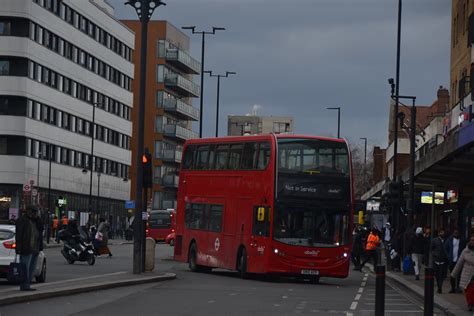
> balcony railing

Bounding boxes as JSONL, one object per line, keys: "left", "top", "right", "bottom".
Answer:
{"left": 165, "top": 48, "right": 200, "bottom": 75}
{"left": 164, "top": 73, "right": 200, "bottom": 98}
{"left": 162, "top": 174, "right": 179, "bottom": 188}
{"left": 163, "top": 124, "right": 198, "bottom": 141}
{"left": 162, "top": 199, "right": 177, "bottom": 210}
{"left": 162, "top": 148, "right": 183, "bottom": 163}
{"left": 163, "top": 97, "right": 199, "bottom": 121}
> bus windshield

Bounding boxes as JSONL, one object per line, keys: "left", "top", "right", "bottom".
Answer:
{"left": 278, "top": 139, "right": 349, "bottom": 176}
{"left": 273, "top": 205, "right": 350, "bottom": 247}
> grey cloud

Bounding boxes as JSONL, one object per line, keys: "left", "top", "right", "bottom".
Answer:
{"left": 108, "top": 0, "right": 450, "bottom": 147}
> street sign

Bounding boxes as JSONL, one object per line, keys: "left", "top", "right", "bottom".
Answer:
{"left": 142, "top": 211, "right": 148, "bottom": 220}
{"left": 31, "top": 189, "right": 38, "bottom": 197}
{"left": 125, "top": 200, "right": 135, "bottom": 209}
{"left": 23, "top": 184, "right": 31, "bottom": 192}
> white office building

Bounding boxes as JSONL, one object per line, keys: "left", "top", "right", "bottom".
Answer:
{"left": 0, "top": 0, "right": 134, "bottom": 226}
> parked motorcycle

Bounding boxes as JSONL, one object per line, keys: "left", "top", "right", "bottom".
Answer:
{"left": 57, "top": 228, "right": 95, "bottom": 265}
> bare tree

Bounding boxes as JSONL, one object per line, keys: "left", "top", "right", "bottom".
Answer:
{"left": 349, "top": 141, "right": 374, "bottom": 199}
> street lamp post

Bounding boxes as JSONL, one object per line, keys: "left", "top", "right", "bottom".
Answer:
{"left": 360, "top": 137, "right": 368, "bottom": 194}
{"left": 88, "top": 102, "right": 97, "bottom": 220}
{"left": 393, "top": 0, "right": 402, "bottom": 183}
{"left": 97, "top": 172, "right": 101, "bottom": 219}
{"left": 204, "top": 70, "right": 236, "bottom": 137}
{"left": 36, "top": 152, "right": 41, "bottom": 206}
{"left": 182, "top": 26, "right": 225, "bottom": 138}
{"left": 126, "top": 0, "right": 166, "bottom": 274}
{"left": 326, "top": 107, "right": 341, "bottom": 138}
{"left": 396, "top": 95, "right": 416, "bottom": 229}
{"left": 47, "top": 144, "right": 53, "bottom": 244}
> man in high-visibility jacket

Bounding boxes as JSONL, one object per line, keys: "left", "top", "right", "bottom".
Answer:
{"left": 356, "top": 228, "right": 380, "bottom": 271}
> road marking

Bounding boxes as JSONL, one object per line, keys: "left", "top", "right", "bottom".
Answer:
{"left": 208, "top": 300, "right": 215, "bottom": 304}
{"left": 361, "top": 281, "right": 366, "bottom": 287}
{"left": 354, "top": 294, "right": 361, "bottom": 301}
{"left": 273, "top": 304, "right": 280, "bottom": 307}
{"left": 346, "top": 313, "right": 353, "bottom": 316}
{"left": 350, "top": 302, "right": 358, "bottom": 310}
{"left": 360, "top": 310, "right": 422, "bottom": 313}
{"left": 358, "top": 287, "right": 364, "bottom": 293}
{"left": 229, "top": 293, "right": 237, "bottom": 296}
{"left": 282, "top": 296, "right": 288, "bottom": 299}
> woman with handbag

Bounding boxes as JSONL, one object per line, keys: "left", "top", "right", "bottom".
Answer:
{"left": 97, "top": 218, "right": 112, "bottom": 257}
{"left": 451, "top": 234, "right": 474, "bottom": 311}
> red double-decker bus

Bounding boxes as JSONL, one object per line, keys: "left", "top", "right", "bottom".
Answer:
{"left": 174, "top": 134, "right": 353, "bottom": 281}
{"left": 146, "top": 209, "right": 176, "bottom": 242}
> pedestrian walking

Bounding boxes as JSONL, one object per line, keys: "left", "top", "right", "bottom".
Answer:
{"left": 15, "top": 206, "right": 44, "bottom": 291}
{"left": 390, "top": 229, "right": 403, "bottom": 272}
{"left": 422, "top": 226, "right": 431, "bottom": 265}
{"left": 97, "top": 218, "right": 112, "bottom": 257}
{"left": 451, "top": 234, "right": 474, "bottom": 311}
{"left": 351, "top": 226, "right": 364, "bottom": 269}
{"left": 356, "top": 228, "right": 380, "bottom": 271}
{"left": 445, "top": 228, "right": 465, "bottom": 293}
{"left": 409, "top": 227, "right": 425, "bottom": 280}
{"left": 52, "top": 215, "right": 58, "bottom": 238}
{"left": 431, "top": 228, "right": 448, "bottom": 293}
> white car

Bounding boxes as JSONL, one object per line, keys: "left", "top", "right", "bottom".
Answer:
{"left": 0, "top": 225, "right": 46, "bottom": 283}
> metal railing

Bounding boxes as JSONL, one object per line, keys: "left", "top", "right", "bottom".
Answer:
{"left": 163, "top": 97, "right": 199, "bottom": 121}
{"left": 162, "top": 148, "right": 183, "bottom": 163}
{"left": 164, "top": 73, "right": 200, "bottom": 97}
{"left": 166, "top": 48, "right": 201, "bottom": 74}
{"left": 163, "top": 124, "right": 198, "bottom": 140}
{"left": 162, "top": 174, "right": 179, "bottom": 188}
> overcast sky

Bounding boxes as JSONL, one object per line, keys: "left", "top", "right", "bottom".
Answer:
{"left": 108, "top": 0, "right": 450, "bottom": 149}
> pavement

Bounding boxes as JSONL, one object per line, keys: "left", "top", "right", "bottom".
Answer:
{"left": 0, "top": 242, "right": 176, "bottom": 307}
{"left": 0, "top": 271, "right": 175, "bottom": 306}
{"left": 365, "top": 262, "right": 472, "bottom": 316}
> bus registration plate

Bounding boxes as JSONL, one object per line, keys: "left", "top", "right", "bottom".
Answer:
{"left": 301, "top": 269, "right": 319, "bottom": 275}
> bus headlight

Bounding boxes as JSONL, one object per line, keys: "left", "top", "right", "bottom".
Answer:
{"left": 273, "top": 248, "right": 285, "bottom": 256}
{"left": 337, "top": 252, "right": 349, "bottom": 260}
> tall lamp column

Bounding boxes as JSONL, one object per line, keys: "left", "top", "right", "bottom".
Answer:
{"left": 326, "top": 107, "right": 341, "bottom": 138}
{"left": 204, "top": 71, "right": 236, "bottom": 137}
{"left": 126, "top": 0, "right": 166, "bottom": 274}
{"left": 182, "top": 26, "right": 225, "bottom": 138}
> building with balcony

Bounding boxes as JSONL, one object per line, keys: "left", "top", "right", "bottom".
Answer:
{"left": 227, "top": 115, "right": 294, "bottom": 136}
{"left": 0, "top": 0, "right": 134, "bottom": 225}
{"left": 122, "top": 20, "right": 199, "bottom": 211}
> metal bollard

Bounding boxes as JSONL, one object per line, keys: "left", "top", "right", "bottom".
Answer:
{"left": 375, "top": 265, "right": 385, "bottom": 316}
{"left": 424, "top": 267, "right": 434, "bottom": 316}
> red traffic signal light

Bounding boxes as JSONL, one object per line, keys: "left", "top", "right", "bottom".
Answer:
{"left": 142, "top": 152, "right": 152, "bottom": 189}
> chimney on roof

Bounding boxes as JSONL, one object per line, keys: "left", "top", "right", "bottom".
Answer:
{"left": 436, "top": 85, "right": 450, "bottom": 113}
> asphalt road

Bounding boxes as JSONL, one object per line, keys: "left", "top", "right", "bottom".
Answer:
{"left": 0, "top": 243, "right": 444, "bottom": 316}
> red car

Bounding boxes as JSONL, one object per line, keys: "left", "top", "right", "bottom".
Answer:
{"left": 165, "top": 232, "right": 175, "bottom": 246}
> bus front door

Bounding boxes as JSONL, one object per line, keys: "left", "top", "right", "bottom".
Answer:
{"left": 248, "top": 205, "right": 271, "bottom": 273}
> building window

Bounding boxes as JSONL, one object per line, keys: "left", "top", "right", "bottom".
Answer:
{"left": 0, "top": 21, "right": 11, "bottom": 35}
{"left": 152, "top": 191, "right": 162, "bottom": 209}
{"left": 155, "top": 116, "right": 163, "bottom": 133}
{"left": 154, "top": 166, "right": 161, "bottom": 184}
{"left": 154, "top": 141, "right": 162, "bottom": 159}
{"left": 0, "top": 60, "right": 9, "bottom": 75}
{"left": 156, "top": 65, "right": 164, "bottom": 83}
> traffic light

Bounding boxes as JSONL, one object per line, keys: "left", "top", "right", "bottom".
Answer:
{"left": 388, "top": 180, "right": 405, "bottom": 207}
{"left": 142, "top": 151, "right": 152, "bottom": 189}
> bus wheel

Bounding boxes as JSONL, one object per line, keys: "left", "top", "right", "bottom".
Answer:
{"left": 238, "top": 248, "right": 248, "bottom": 279}
{"left": 188, "top": 243, "right": 199, "bottom": 272}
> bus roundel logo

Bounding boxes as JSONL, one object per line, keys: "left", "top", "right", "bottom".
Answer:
{"left": 214, "top": 238, "right": 220, "bottom": 251}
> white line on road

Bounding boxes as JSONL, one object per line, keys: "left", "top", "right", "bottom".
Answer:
{"left": 361, "top": 281, "right": 366, "bottom": 287}
{"left": 346, "top": 313, "right": 353, "bottom": 316}
{"left": 208, "top": 300, "right": 215, "bottom": 304}
{"left": 350, "top": 302, "right": 358, "bottom": 310}
{"left": 282, "top": 296, "right": 288, "bottom": 299}
{"left": 354, "top": 294, "right": 361, "bottom": 301}
{"left": 358, "top": 287, "right": 364, "bottom": 293}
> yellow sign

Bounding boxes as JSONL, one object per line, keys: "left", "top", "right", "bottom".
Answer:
{"left": 257, "top": 207, "right": 265, "bottom": 221}
{"left": 358, "top": 211, "right": 364, "bottom": 225}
